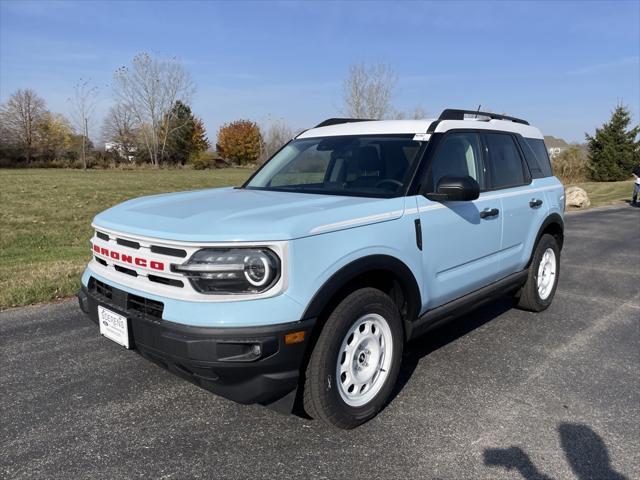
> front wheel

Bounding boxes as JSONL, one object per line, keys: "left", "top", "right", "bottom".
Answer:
{"left": 516, "top": 234, "right": 561, "bottom": 312}
{"left": 303, "top": 288, "right": 403, "bottom": 429}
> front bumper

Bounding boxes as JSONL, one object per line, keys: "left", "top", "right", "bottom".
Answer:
{"left": 78, "top": 280, "right": 315, "bottom": 409}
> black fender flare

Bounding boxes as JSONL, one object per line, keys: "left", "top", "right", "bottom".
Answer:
{"left": 301, "top": 254, "right": 422, "bottom": 332}
{"left": 528, "top": 213, "right": 564, "bottom": 266}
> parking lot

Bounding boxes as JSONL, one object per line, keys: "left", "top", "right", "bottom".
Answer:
{"left": 1, "top": 205, "right": 638, "bottom": 479}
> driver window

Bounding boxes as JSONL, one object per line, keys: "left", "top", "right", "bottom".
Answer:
{"left": 427, "top": 132, "right": 484, "bottom": 192}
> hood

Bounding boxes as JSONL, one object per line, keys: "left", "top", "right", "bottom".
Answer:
{"left": 93, "top": 187, "right": 406, "bottom": 242}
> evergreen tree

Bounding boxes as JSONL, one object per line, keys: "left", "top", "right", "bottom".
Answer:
{"left": 190, "top": 118, "right": 210, "bottom": 159}
{"left": 163, "top": 101, "right": 210, "bottom": 165}
{"left": 586, "top": 105, "right": 640, "bottom": 181}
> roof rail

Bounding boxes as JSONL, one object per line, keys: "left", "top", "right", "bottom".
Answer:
{"left": 314, "top": 118, "right": 376, "bottom": 128}
{"left": 438, "top": 108, "right": 530, "bottom": 125}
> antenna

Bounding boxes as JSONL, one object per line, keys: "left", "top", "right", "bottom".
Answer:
{"left": 475, "top": 105, "right": 481, "bottom": 118}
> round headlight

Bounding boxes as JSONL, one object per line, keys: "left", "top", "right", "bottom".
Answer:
{"left": 244, "top": 253, "right": 271, "bottom": 286}
{"left": 172, "top": 247, "right": 281, "bottom": 294}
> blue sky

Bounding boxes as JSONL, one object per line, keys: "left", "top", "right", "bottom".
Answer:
{"left": 1, "top": 0, "right": 638, "bottom": 143}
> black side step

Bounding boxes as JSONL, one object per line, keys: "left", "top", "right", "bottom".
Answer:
{"left": 407, "top": 270, "right": 528, "bottom": 340}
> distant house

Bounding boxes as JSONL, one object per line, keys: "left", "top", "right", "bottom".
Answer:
{"left": 204, "top": 151, "right": 231, "bottom": 168}
{"left": 544, "top": 136, "right": 570, "bottom": 159}
{"left": 105, "top": 142, "right": 136, "bottom": 162}
{"left": 212, "top": 156, "right": 231, "bottom": 168}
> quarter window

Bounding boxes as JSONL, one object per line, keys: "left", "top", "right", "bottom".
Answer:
{"left": 523, "top": 137, "right": 553, "bottom": 178}
{"left": 484, "top": 133, "right": 527, "bottom": 189}
{"left": 426, "top": 132, "right": 485, "bottom": 192}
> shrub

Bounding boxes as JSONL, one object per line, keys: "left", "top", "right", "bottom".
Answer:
{"left": 216, "top": 120, "right": 263, "bottom": 166}
{"left": 189, "top": 151, "right": 215, "bottom": 170}
{"left": 552, "top": 146, "right": 588, "bottom": 184}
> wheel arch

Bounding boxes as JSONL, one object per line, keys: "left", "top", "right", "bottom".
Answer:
{"left": 528, "top": 213, "right": 564, "bottom": 266}
{"left": 302, "top": 254, "right": 421, "bottom": 342}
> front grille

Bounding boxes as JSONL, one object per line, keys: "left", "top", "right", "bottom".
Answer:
{"left": 114, "top": 265, "right": 138, "bottom": 277}
{"left": 92, "top": 278, "right": 113, "bottom": 300}
{"left": 117, "top": 238, "right": 140, "bottom": 249}
{"left": 151, "top": 245, "right": 187, "bottom": 258}
{"left": 93, "top": 229, "right": 190, "bottom": 290}
{"left": 96, "top": 229, "right": 186, "bottom": 258}
{"left": 89, "top": 277, "right": 164, "bottom": 321}
{"left": 127, "top": 293, "right": 164, "bottom": 320}
{"left": 148, "top": 274, "right": 184, "bottom": 288}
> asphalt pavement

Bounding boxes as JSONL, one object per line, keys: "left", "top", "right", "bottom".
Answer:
{"left": 1, "top": 204, "right": 639, "bottom": 479}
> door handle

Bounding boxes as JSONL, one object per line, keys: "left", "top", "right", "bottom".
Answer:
{"left": 529, "top": 198, "right": 543, "bottom": 208}
{"left": 480, "top": 208, "right": 499, "bottom": 219}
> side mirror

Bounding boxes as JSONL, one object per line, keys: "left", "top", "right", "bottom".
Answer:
{"left": 425, "top": 175, "right": 480, "bottom": 202}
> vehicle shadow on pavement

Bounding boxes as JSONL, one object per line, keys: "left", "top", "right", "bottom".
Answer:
{"left": 483, "top": 423, "right": 628, "bottom": 480}
{"left": 390, "top": 295, "right": 515, "bottom": 403}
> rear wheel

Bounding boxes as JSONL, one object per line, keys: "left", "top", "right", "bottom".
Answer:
{"left": 303, "top": 288, "right": 403, "bottom": 429}
{"left": 516, "top": 234, "right": 560, "bottom": 311}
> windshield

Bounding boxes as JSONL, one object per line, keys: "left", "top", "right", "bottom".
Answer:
{"left": 244, "top": 135, "right": 422, "bottom": 197}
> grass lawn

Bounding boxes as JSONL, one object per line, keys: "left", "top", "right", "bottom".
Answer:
{"left": 0, "top": 168, "right": 253, "bottom": 309}
{"left": 0, "top": 169, "right": 635, "bottom": 309}
{"left": 571, "top": 180, "right": 635, "bottom": 208}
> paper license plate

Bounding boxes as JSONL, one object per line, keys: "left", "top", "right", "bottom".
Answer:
{"left": 98, "top": 305, "right": 130, "bottom": 348}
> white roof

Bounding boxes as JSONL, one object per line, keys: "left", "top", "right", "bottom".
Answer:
{"left": 298, "top": 118, "right": 543, "bottom": 140}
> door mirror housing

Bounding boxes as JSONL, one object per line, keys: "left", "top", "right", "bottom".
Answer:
{"left": 425, "top": 175, "right": 480, "bottom": 202}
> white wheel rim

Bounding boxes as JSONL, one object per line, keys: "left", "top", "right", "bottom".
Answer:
{"left": 536, "top": 248, "right": 557, "bottom": 300}
{"left": 336, "top": 313, "right": 393, "bottom": 407}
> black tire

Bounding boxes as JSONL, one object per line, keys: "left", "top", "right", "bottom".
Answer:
{"left": 517, "top": 234, "right": 561, "bottom": 312}
{"left": 303, "top": 288, "right": 404, "bottom": 429}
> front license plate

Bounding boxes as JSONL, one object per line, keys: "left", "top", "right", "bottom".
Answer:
{"left": 98, "top": 305, "right": 130, "bottom": 348}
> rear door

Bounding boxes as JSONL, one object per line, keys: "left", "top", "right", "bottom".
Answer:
{"left": 416, "top": 131, "right": 502, "bottom": 310}
{"left": 482, "top": 132, "right": 547, "bottom": 278}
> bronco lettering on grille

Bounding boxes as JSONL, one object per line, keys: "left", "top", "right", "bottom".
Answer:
{"left": 92, "top": 244, "right": 165, "bottom": 271}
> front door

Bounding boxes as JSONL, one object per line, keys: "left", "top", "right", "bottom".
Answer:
{"left": 416, "top": 131, "right": 502, "bottom": 311}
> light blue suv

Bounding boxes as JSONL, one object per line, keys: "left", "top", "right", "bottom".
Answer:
{"left": 78, "top": 109, "right": 565, "bottom": 429}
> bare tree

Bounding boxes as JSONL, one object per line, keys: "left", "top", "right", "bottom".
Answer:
{"left": 113, "top": 53, "right": 195, "bottom": 165}
{"left": 102, "top": 103, "right": 138, "bottom": 162}
{"left": 343, "top": 63, "right": 397, "bottom": 119}
{"left": 262, "top": 117, "right": 295, "bottom": 161}
{"left": 393, "top": 105, "right": 428, "bottom": 120}
{"left": 410, "top": 105, "right": 427, "bottom": 119}
{"left": 0, "top": 89, "right": 46, "bottom": 162}
{"left": 69, "top": 79, "right": 99, "bottom": 169}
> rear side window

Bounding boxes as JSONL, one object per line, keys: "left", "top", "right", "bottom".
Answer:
{"left": 522, "top": 137, "right": 553, "bottom": 178}
{"left": 484, "top": 133, "right": 528, "bottom": 190}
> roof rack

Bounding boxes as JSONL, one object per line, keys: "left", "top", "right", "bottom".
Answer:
{"left": 438, "top": 108, "right": 530, "bottom": 125}
{"left": 314, "top": 118, "right": 376, "bottom": 128}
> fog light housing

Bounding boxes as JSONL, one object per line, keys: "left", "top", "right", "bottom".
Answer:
{"left": 217, "top": 341, "right": 274, "bottom": 362}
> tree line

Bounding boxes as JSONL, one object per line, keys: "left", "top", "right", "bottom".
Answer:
{"left": 0, "top": 53, "right": 288, "bottom": 169}
{"left": 1, "top": 54, "right": 638, "bottom": 181}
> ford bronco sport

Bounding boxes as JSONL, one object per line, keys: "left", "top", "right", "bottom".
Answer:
{"left": 78, "top": 109, "right": 565, "bottom": 429}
